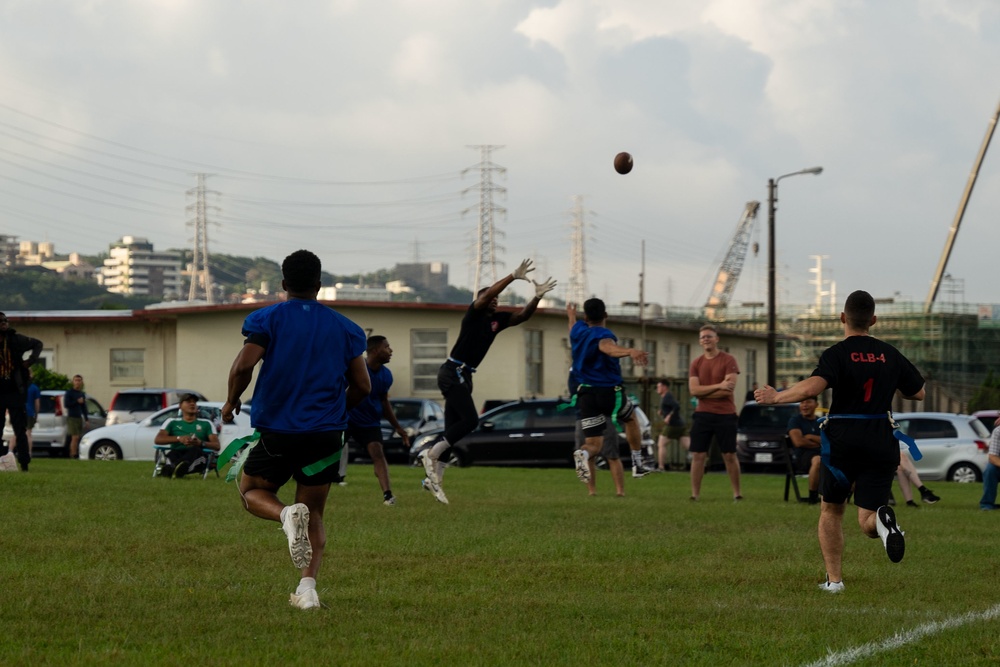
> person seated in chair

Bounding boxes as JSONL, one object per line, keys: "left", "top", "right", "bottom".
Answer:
{"left": 154, "top": 393, "right": 219, "bottom": 478}
{"left": 787, "top": 396, "right": 822, "bottom": 504}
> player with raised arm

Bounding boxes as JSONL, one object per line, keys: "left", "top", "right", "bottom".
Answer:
{"left": 755, "top": 290, "right": 925, "bottom": 592}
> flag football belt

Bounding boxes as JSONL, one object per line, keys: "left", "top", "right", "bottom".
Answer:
{"left": 218, "top": 430, "right": 345, "bottom": 482}
{"left": 818, "top": 412, "right": 921, "bottom": 488}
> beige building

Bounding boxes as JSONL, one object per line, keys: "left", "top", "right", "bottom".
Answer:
{"left": 7, "top": 301, "right": 766, "bottom": 417}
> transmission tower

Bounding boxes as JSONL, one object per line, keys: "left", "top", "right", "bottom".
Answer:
{"left": 186, "top": 173, "right": 220, "bottom": 302}
{"left": 567, "top": 196, "right": 589, "bottom": 305}
{"left": 462, "top": 145, "right": 506, "bottom": 294}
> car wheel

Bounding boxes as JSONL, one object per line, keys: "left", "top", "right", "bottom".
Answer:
{"left": 91, "top": 440, "right": 123, "bottom": 461}
{"left": 947, "top": 462, "right": 981, "bottom": 483}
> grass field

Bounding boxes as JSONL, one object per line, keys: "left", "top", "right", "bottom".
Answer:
{"left": 0, "top": 461, "right": 997, "bottom": 666}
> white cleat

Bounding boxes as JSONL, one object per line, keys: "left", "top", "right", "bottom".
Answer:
{"left": 419, "top": 449, "right": 439, "bottom": 486}
{"left": 281, "top": 503, "right": 312, "bottom": 569}
{"left": 876, "top": 505, "right": 905, "bottom": 563}
{"left": 289, "top": 588, "right": 321, "bottom": 609}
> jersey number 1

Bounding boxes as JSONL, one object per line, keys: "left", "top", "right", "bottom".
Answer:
{"left": 862, "top": 377, "right": 873, "bottom": 402}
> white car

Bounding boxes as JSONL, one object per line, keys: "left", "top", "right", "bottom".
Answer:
{"left": 894, "top": 412, "right": 991, "bottom": 483}
{"left": 79, "top": 402, "right": 252, "bottom": 461}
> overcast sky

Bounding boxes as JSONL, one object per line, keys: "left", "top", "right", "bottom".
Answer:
{"left": 1, "top": 0, "right": 999, "bottom": 311}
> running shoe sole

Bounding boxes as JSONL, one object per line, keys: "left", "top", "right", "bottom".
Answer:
{"left": 878, "top": 505, "right": 905, "bottom": 563}
{"left": 282, "top": 503, "right": 313, "bottom": 569}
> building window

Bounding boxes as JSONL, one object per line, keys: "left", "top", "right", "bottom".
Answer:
{"left": 110, "top": 348, "right": 145, "bottom": 380}
{"left": 745, "top": 349, "right": 757, "bottom": 388}
{"left": 619, "top": 337, "right": 634, "bottom": 376}
{"left": 525, "top": 329, "right": 543, "bottom": 395}
{"left": 677, "top": 343, "right": 691, "bottom": 377}
{"left": 643, "top": 340, "right": 656, "bottom": 378}
{"left": 411, "top": 330, "right": 448, "bottom": 393}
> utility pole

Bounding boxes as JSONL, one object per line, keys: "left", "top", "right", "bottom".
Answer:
{"left": 462, "top": 145, "right": 506, "bottom": 294}
{"left": 186, "top": 173, "right": 220, "bottom": 302}
{"left": 567, "top": 196, "right": 588, "bottom": 305}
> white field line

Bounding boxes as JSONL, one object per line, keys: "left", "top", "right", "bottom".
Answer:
{"left": 801, "top": 603, "right": 1000, "bottom": 667}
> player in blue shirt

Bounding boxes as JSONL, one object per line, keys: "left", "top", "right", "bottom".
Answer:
{"left": 344, "top": 336, "right": 410, "bottom": 506}
{"left": 222, "top": 250, "right": 370, "bottom": 610}
{"left": 567, "top": 298, "right": 649, "bottom": 486}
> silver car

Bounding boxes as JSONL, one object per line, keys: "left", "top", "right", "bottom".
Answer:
{"left": 893, "top": 412, "right": 991, "bottom": 483}
{"left": 3, "top": 390, "right": 106, "bottom": 457}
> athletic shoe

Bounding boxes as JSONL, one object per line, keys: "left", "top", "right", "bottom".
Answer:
{"left": 876, "top": 505, "right": 905, "bottom": 563}
{"left": 818, "top": 576, "right": 845, "bottom": 593}
{"left": 421, "top": 478, "right": 432, "bottom": 492}
{"left": 733, "top": 495, "right": 744, "bottom": 502}
{"left": 418, "top": 449, "right": 439, "bottom": 486}
{"left": 172, "top": 461, "right": 188, "bottom": 479}
{"left": 573, "top": 450, "right": 590, "bottom": 482}
{"left": 383, "top": 495, "right": 396, "bottom": 506}
{"left": 281, "top": 503, "right": 312, "bottom": 569}
{"left": 289, "top": 588, "right": 320, "bottom": 610}
{"left": 921, "top": 488, "right": 941, "bottom": 504}
{"left": 905, "top": 500, "right": 920, "bottom": 508}
{"left": 632, "top": 464, "right": 652, "bottom": 478}
{"left": 432, "top": 485, "right": 449, "bottom": 505}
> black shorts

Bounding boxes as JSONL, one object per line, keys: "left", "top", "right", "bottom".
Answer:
{"left": 243, "top": 430, "right": 345, "bottom": 487}
{"left": 346, "top": 426, "right": 382, "bottom": 448}
{"left": 689, "top": 412, "right": 738, "bottom": 453}
{"left": 577, "top": 386, "right": 635, "bottom": 438}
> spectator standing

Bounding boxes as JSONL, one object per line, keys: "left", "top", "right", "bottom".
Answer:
{"left": 979, "top": 416, "right": 1000, "bottom": 511}
{"left": 0, "top": 313, "right": 42, "bottom": 471}
{"left": 64, "top": 374, "right": 88, "bottom": 459}
{"left": 24, "top": 370, "right": 40, "bottom": 458}
{"left": 221, "top": 249, "right": 370, "bottom": 610}
{"left": 688, "top": 325, "right": 742, "bottom": 501}
{"left": 655, "top": 379, "right": 689, "bottom": 471}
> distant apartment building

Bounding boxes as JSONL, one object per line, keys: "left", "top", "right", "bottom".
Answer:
{"left": 317, "top": 283, "right": 392, "bottom": 302}
{"left": 16, "top": 241, "right": 96, "bottom": 280}
{"left": 98, "top": 236, "right": 183, "bottom": 299}
{"left": 391, "top": 262, "right": 448, "bottom": 294}
{"left": 0, "top": 234, "right": 18, "bottom": 268}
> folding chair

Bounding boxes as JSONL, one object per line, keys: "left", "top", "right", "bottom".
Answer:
{"left": 153, "top": 445, "right": 220, "bottom": 479}
{"left": 782, "top": 436, "right": 804, "bottom": 502}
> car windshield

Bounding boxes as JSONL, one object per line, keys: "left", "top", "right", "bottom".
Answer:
{"left": 114, "top": 394, "right": 163, "bottom": 412}
{"left": 739, "top": 404, "right": 799, "bottom": 429}
{"left": 391, "top": 402, "right": 422, "bottom": 421}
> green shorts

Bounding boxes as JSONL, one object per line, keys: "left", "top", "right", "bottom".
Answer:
{"left": 66, "top": 417, "right": 84, "bottom": 436}
{"left": 26, "top": 415, "right": 37, "bottom": 429}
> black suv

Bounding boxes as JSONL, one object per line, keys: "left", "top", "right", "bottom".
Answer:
{"left": 735, "top": 401, "right": 800, "bottom": 470}
{"left": 408, "top": 398, "right": 655, "bottom": 468}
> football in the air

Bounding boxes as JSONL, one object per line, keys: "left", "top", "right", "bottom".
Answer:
{"left": 614, "top": 152, "right": 633, "bottom": 175}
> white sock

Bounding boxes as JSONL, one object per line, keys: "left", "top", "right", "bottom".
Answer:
{"left": 279, "top": 506, "right": 288, "bottom": 523}
{"left": 429, "top": 438, "right": 450, "bottom": 460}
{"left": 579, "top": 449, "right": 590, "bottom": 463}
{"left": 296, "top": 577, "right": 316, "bottom": 595}
{"left": 436, "top": 461, "right": 446, "bottom": 483}
{"left": 631, "top": 451, "right": 642, "bottom": 466}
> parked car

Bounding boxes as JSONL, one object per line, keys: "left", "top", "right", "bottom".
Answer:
{"left": 348, "top": 397, "right": 445, "bottom": 464}
{"left": 3, "top": 390, "right": 106, "bottom": 457}
{"left": 735, "top": 401, "right": 801, "bottom": 469}
{"left": 105, "top": 388, "right": 207, "bottom": 426}
{"left": 893, "top": 412, "right": 990, "bottom": 482}
{"left": 407, "top": 398, "right": 655, "bottom": 468}
{"left": 972, "top": 409, "right": 999, "bottom": 433}
{"left": 80, "top": 401, "right": 253, "bottom": 461}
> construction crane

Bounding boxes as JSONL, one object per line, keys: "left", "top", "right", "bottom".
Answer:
{"left": 705, "top": 201, "right": 761, "bottom": 319}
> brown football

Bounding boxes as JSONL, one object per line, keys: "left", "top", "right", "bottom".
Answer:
{"left": 614, "top": 152, "right": 633, "bottom": 175}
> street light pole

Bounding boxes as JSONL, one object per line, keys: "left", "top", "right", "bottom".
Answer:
{"left": 767, "top": 166, "right": 823, "bottom": 388}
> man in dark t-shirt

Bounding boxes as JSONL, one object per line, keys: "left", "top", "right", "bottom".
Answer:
{"left": 756, "top": 290, "right": 925, "bottom": 594}
{"left": 418, "top": 259, "right": 556, "bottom": 504}
{"left": 787, "top": 396, "right": 822, "bottom": 504}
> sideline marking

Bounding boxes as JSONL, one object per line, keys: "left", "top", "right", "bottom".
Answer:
{"left": 801, "top": 603, "right": 1000, "bottom": 667}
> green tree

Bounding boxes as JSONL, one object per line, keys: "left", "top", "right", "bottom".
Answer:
{"left": 968, "top": 370, "right": 1000, "bottom": 412}
{"left": 31, "top": 364, "right": 71, "bottom": 390}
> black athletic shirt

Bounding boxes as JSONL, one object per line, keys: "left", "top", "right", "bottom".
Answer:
{"left": 812, "top": 335, "right": 923, "bottom": 458}
{"left": 448, "top": 304, "right": 514, "bottom": 369}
